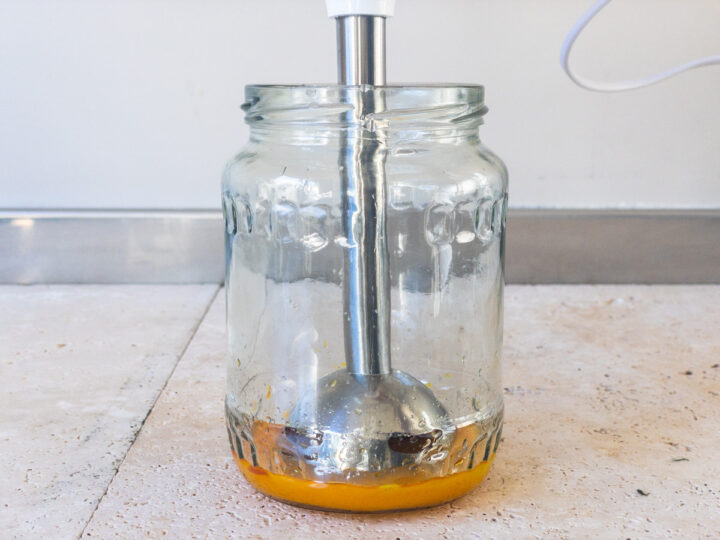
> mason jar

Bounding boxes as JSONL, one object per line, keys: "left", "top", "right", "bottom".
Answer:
{"left": 223, "top": 84, "right": 508, "bottom": 512}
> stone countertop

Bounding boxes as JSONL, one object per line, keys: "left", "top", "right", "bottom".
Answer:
{"left": 2, "top": 285, "right": 719, "bottom": 539}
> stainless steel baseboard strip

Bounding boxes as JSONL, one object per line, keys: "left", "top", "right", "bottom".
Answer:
{"left": 1, "top": 209, "right": 718, "bottom": 284}
{"left": 0, "top": 211, "right": 224, "bottom": 284}
{"left": 506, "top": 209, "right": 720, "bottom": 284}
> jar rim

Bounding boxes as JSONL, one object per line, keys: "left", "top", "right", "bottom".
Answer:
{"left": 242, "top": 84, "right": 487, "bottom": 132}
{"left": 246, "top": 83, "right": 484, "bottom": 90}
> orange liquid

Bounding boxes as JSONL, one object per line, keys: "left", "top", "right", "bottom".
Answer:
{"left": 233, "top": 451, "right": 494, "bottom": 512}
{"left": 228, "top": 411, "right": 502, "bottom": 512}
{"left": 229, "top": 415, "right": 499, "bottom": 512}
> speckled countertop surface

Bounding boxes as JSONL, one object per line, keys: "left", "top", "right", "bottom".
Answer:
{"left": 2, "top": 285, "right": 719, "bottom": 539}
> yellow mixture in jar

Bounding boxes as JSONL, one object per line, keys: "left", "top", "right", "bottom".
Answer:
{"left": 233, "top": 452, "right": 495, "bottom": 512}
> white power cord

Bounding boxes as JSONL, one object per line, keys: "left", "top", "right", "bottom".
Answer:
{"left": 561, "top": 0, "right": 720, "bottom": 92}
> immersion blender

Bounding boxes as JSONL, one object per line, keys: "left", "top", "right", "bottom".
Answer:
{"left": 289, "top": 0, "right": 454, "bottom": 482}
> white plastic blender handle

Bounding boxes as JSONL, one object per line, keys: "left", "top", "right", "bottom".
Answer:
{"left": 325, "top": 0, "right": 395, "bottom": 18}
{"left": 561, "top": 0, "right": 720, "bottom": 92}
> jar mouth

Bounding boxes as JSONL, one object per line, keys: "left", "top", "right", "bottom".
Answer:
{"left": 242, "top": 84, "right": 487, "bottom": 133}
{"left": 246, "top": 83, "right": 484, "bottom": 91}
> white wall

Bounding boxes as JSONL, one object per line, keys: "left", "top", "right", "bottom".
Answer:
{"left": 1, "top": 0, "right": 719, "bottom": 209}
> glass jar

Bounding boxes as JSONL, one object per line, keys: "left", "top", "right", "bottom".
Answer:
{"left": 222, "top": 84, "right": 508, "bottom": 512}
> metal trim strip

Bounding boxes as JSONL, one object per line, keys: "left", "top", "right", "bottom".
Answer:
{"left": 1, "top": 209, "right": 718, "bottom": 284}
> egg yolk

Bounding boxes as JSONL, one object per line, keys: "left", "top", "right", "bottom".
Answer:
{"left": 233, "top": 452, "right": 495, "bottom": 512}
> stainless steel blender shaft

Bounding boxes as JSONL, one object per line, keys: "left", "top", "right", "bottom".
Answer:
{"left": 337, "top": 16, "right": 386, "bottom": 86}
{"left": 336, "top": 15, "right": 391, "bottom": 376}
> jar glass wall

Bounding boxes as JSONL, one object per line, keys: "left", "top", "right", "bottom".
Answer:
{"left": 223, "top": 85, "right": 508, "bottom": 512}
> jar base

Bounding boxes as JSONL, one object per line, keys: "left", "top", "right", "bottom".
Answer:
{"left": 232, "top": 451, "right": 496, "bottom": 513}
